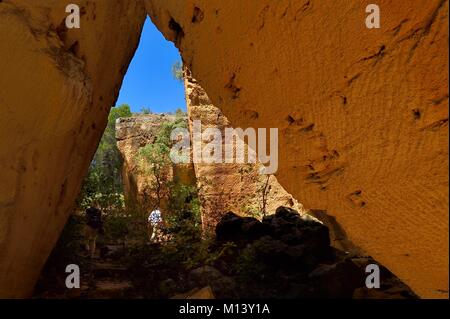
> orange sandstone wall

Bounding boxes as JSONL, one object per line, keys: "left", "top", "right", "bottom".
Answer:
{"left": 0, "top": 0, "right": 147, "bottom": 297}
{"left": 184, "top": 74, "right": 307, "bottom": 233}
{"left": 146, "top": 0, "right": 449, "bottom": 298}
{"left": 0, "top": 0, "right": 447, "bottom": 299}
{"left": 116, "top": 114, "right": 172, "bottom": 214}
{"left": 116, "top": 114, "right": 197, "bottom": 215}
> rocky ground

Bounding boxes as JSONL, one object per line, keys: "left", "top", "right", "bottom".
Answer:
{"left": 201, "top": 207, "right": 418, "bottom": 299}
{"left": 33, "top": 207, "right": 418, "bottom": 299}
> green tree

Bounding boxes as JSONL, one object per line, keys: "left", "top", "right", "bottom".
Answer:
{"left": 175, "top": 108, "right": 186, "bottom": 118}
{"left": 137, "top": 117, "right": 188, "bottom": 209}
{"left": 171, "top": 61, "right": 184, "bottom": 82}
{"left": 77, "top": 104, "right": 132, "bottom": 209}
{"left": 138, "top": 142, "right": 172, "bottom": 209}
{"left": 136, "top": 117, "right": 203, "bottom": 237}
{"left": 141, "top": 106, "right": 152, "bottom": 114}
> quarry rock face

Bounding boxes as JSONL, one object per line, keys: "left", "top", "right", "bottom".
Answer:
{"left": 184, "top": 74, "right": 307, "bottom": 233}
{"left": 116, "top": 114, "right": 169, "bottom": 214}
{"left": 146, "top": 0, "right": 448, "bottom": 298}
{"left": 0, "top": 0, "right": 447, "bottom": 298}
{"left": 116, "top": 114, "right": 196, "bottom": 215}
{"left": 116, "top": 109, "right": 303, "bottom": 234}
{"left": 0, "top": 0, "right": 147, "bottom": 297}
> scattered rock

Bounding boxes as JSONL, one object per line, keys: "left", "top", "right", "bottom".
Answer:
{"left": 188, "top": 265, "right": 224, "bottom": 288}
{"left": 241, "top": 217, "right": 270, "bottom": 240}
{"left": 211, "top": 206, "right": 417, "bottom": 299}
{"left": 253, "top": 236, "right": 290, "bottom": 266}
{"left": 275, "top": 206, "right": 301, "bottom": 220}
{"left": 188, "top": 265, "right": 238, "bottom": 299}
{"left": 308, "top": 259, "right": 364, "bottom": 298}
{"left": 209, "top": 276, "right": 238, "bottom": 299}
{"left": 215, "top": 212, "right": 246, "bottom": 241}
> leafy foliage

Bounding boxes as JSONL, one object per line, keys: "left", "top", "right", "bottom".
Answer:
{"left": 138, "top": 142, "right": 172, "bottom": 209}
{"left": 77, "top": 104, "right": 132, "bottom": 210}
{"left": 175, "top": 108, "right": 186, "bottom": 118}
{"left": 140, "top": 106, "right": 152, "bottom": 114}
{"left": 137, "top": 117, "right": 188, "bottom": 210}
{"left": 165, "top": 184, "right": 202, "bottom": 240}
{"left": 136, "top": 116, "right": 204, "bottom": 243}
{"left": 237, "top": 164, "right": 272, "bottom": 219}
{"left": 171, "top": 61, "right": 184, "bottom": 82}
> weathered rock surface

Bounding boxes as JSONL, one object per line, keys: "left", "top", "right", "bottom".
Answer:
{"left": 116, "top": 114, "right": 196, "bottom": 214}
{"left": 185, "top": 73, "right": 307, "bottom": 233}
{"left": 0, "top": 0, "right": 447, "bottom": 298}
{"left": 146, "top": 0, "right": 449, "bottom": 298}
{"left": 0, "top": 0, "right": 147, "bottom": 297}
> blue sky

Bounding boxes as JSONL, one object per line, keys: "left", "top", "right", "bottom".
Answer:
{"left": 115, "top": 17, "right": 186, "bottom": 113}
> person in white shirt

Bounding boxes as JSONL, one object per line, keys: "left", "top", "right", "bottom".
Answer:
{"left": 148, "top": 208, "right": 162, "bottom": 242}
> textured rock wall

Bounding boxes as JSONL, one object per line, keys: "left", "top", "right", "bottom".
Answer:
{"left": 146, "top": 0, "right": 448, "bottom": 298}
{"left": 116, "top": 114, "right": 196, "bottom": 215}
{"left": 0, "top": 0, "right": 447, "bottom": 298}
{"left": 0, "top": 0, "right": 147, "bottom": 297}
{"left": 185, "top": 74, "right": 307, "bottom": 233}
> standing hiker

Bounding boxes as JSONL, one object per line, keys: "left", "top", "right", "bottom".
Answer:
{"left": 148, "top": 207, "right": 162, "bottom": 242}
{"left": 85, "top": 203, "right": 103, "bottom": 258}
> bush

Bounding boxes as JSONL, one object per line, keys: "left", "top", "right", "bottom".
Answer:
{"left": 141, "top": 107, "right": 152, "bottom": 114}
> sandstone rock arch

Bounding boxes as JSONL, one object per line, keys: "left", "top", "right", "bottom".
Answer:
{"left": 0, "top": 0, "right": 447, "bottom": 298}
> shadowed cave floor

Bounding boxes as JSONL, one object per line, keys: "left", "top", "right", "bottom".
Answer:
{"left": 33, "top": 207, "right": 418, "bottom": 299}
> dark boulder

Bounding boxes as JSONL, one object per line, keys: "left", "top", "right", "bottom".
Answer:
{"left": 187, "top": 265, "right": 223, "bottom": 290}
{"left": 212, "top": 206, "right": 417, "bottom": 299}
{"left": 298, "top": 223, "right": 331, "bottom": 256}
{"left": 275, "top": 206, "right": 302, "bottom": 220}
{"left": 158, "top": 278, "right": 178, "bottom": 297}
{"left": 253, "top": 236, "right": 312, "bottom": 268}
{"left": 216, "top": 213, "right": 269, "bottom": 242}
{"left": 253, "top": 236, "right": 290, "bottom": 266}
{"left": 241, "top": 217, "right": 270, "bottom": 240}
{"left": 279, "top": 229, "right": 303, "bottom": 245}
{"left": 215, "top": 212, "right": 245, "bottom": 241}
{"left": 308, "top": 258, "right": 365, "bottom": 298}
{"left": 187, "top": 265, "right": 238, "bottom": 299}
